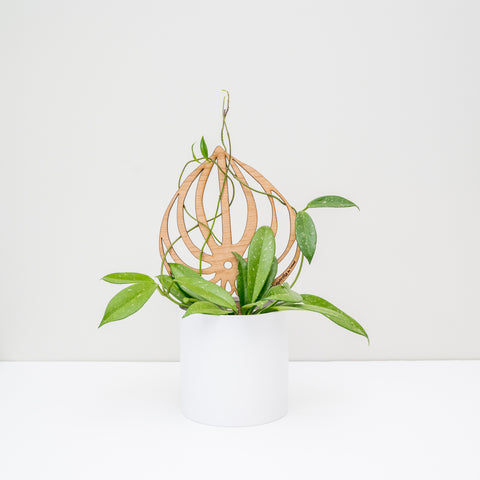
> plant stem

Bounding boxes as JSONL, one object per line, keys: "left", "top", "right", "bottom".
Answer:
{"left": 198, "top": 165, "right": 228, "bottom": 273}
{"left": 289, "top": 253, "right": 304, "bottom": 288}
{"left": 207, "top": 156, "right": 288, "bottom": 207}
{"left": 177, "top": 159, "right": 198, "bottom": 188}
{"left": 255, "top": 300, "right": 277, "bottom": 315}
{"left": 198, "top": 91, "right": 232, "bottom": 274}
{"left": 182, "top": 206, "right": 222, "bottom": 243}
{"left": 155, "top": 285, "right": 184, "bottom": 307}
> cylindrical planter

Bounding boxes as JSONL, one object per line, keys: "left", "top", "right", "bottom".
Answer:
{"left": 180, "top": 311, "right": 288, "bottom": 427}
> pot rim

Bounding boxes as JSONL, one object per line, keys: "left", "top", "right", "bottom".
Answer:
{"left": 180, "top": 310, "right": 287, "bottom": 320}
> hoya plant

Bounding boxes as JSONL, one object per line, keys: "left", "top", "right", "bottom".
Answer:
{"left": 99, "top": 92, "right": 368, "bottom": 342}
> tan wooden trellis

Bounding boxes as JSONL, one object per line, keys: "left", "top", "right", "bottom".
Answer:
{"left": 159, "top": 146, "right": 300, "bottom": 296}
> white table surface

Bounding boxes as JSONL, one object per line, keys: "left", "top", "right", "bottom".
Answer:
{"left": 1, "top": 361, "right": 479, "bottom": 480}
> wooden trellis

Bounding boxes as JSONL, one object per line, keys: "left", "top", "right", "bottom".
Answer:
{"left": 159, "top": 146, "right": 300, "bottom": 296}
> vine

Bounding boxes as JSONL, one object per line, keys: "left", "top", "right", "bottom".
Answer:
{"left": 159, "top": 90, "right": 303, "bottom": 296}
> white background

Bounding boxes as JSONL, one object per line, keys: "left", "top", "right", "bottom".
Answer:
{"left": 1, "top": 0, "right": 479, "bottom": 360}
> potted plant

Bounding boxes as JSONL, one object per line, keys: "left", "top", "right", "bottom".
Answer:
{"left": 99, "top": 91, "right": 368, "bottom": 426}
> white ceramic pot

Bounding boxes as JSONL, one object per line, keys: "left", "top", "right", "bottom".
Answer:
{"left": 180, "top": 311, "right": 288, "bottom": 427}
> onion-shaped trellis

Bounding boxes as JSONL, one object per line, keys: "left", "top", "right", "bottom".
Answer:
{"left": 159, "top": 146, "right": 300, "bottom": 296}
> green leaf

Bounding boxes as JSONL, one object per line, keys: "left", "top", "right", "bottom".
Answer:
{"left": 200, "top": 136, "right": 209, "bottom": 159}
{"left": 102, "top": 272, "right": 154, "bottom": 284}
{"left": 157, "top": 274, "right": 189, "bottom": 303}
{"left": 232, "top": 252, "right": 248, "bottom": 306}
{"left": 169, "top": 263, "right": 200, "bottom": 278}
{"left": 174, "top": 276, "right": 237, "bottom": 312}
{"left": 182, "top": 297, "right": 198, "bottom": 304}
{"left": 274, "top": 294, "right": 369, "bottom": 341}
{"left": 99, "top": 282, "right": 157, "bottom": 327}
{"left": 247, "top": 226, "right": 276, "bottom": 303}
{"left": 183, "top": 301, "right": 230, "bottom": 318}
{"left": 169, "top": 263, "right": 216, "bottom": 302}
{"left": 295, "top": 211, "right": 317, "bottom": 264}
{"left": 264, "top": 284, "right": 302, "bottom": 303}
{"left": 306, "top": 195, "right": 359, "bottom": 210}
{"left": 257, "top": 256, "right": 278, "bottom": 300}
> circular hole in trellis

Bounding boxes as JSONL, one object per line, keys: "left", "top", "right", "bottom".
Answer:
{"left": 224, "top": 261, "right": 233, "bottom": 269}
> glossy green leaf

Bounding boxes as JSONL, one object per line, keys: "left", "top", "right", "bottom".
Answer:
{"left": 257, "top": 256, "right": 278, "bottom": 300}
{"left": 99, "top": 282, "right": 157, "bottom": 327}
{"left": 264, "top": 284, "right": 302, "bottom": 303}
{"left": 102, "top": 272, "right": 154, "bottom": 284}
{"left": 232, "top": 252, "right": 248, "bottom": 306}
{"left": 169, "top": 265, "right": 208, "bottom": 302}
{"left": 169, "top": 263, "right": 200, "bottom": 278}
{"left": 275, "top": 294, "right": 369, "bottom": 341}
{"left": 295, "top": 211, "right": 317, "bottom": 264}
{"left": 174, "top": 276, "right": 237, "bottom": 312}
{"left": 247, "top": 226, "right": 276, "bottom": 303}
{"left": 200, "top": 136, "right": 209, "bottom": 159}
{"left": 306, "top": 195, "right": 359, "bottom": 210}
{"left": 183, "top": 301, "right": 230, "bottom": 318}
{"left": 157, "top": 274, "right": 188, "bottom": 303}
{"left": 167, "top": 264, "right": 204, "bottom": 301}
